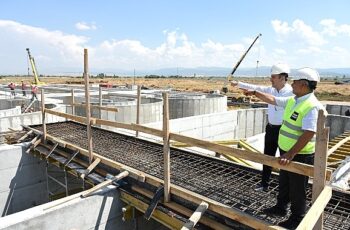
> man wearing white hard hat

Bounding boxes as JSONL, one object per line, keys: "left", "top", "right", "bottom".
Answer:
{"left": 231, "top": 63, "right": 293, "bottom": 192}
{"left": 243, "top": 67, "right": 326, "bottom": 229}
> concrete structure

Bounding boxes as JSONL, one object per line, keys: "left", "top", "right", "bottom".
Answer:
{"left": 146, "top": 108, "right": 268, "bottom": 141}
{"left": 0, "top": 143, "right": 166, "bottom": 230}
{"left": 162, "top": 92, "right": 227, "bottom": 119}
{"left": 0, "top": 144, "right": 48, "bottom": 216}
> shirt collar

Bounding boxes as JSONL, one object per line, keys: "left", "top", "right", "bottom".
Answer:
{"left": 295, "top": 92, "right": 314, "bottom": 103}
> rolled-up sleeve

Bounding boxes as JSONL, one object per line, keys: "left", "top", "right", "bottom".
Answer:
{"left": 302, "top": 107, "right": 319, "bottom": 132}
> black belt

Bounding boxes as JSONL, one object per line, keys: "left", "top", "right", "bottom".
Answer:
{"left": 267, "top": 123, "right": 281, "bottom": 128}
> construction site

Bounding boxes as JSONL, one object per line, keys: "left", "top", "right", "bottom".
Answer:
{"left": 0, "top": 48, "right": 350, "bottom": 230}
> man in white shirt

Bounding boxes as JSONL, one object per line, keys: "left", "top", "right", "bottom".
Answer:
{"left": 231, "top": 63, "right": 293, "bottom": 191}
{"left": 243, "top": 67, "right": 325, "bottom": 229}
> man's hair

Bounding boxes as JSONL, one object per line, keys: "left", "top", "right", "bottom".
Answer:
{"left": 279, "top": 73, "right": 288, "bottom": 81}
{"left": 305, "top": 80, "right": 317, "bottom": 91}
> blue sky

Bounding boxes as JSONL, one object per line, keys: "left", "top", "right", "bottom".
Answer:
{"left": 0, "top": 0, "right": 349, "bottom": 74}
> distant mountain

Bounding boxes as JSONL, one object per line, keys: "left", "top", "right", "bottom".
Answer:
{"left": 18, "top": 66, "right": 350, "bottom": 77}
{"left": 137, "top": 67, "right": 350, "bottom": 77}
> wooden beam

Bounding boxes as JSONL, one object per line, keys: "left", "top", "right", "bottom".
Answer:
{"left": 131, "top": 124, "right": 164, "bottom": 137}
{"left": 71, "top": 89, "right": 75, "bottom": 115}
{"left": 136, "top": 85, "right": 141, "bottom": 137}
{"left": 17, "top": 130, "right": 33, "bottom": 143}
{"left": 163, "top": 92, "right": 171, "bottom": 202}
{"left": 120, "top": 191, "right": 185, "bottom": 230}
{"left": 80, "top": 157, "right": 101, "bottom": 179}
{"left": 41, "top": 88, "right": 46, "bottom": 142}
{"left": 170, "top": 132, "right": 332, "bottom": 179}
{"left": 83, "top": 48, "right": 93, "bottom": 164}
{"left": 181, "top": 201, "right": 209, "bottom": 230}
{"left": 81, "top": 171, "right": 129, "bottom": 197}
{"left": 95, "top": 118, "right": 135, "bottom": 131}
{"left": 131, "top": 185, "right": 232, "bottom": 230}
{"left": 311, "top": 110, "right": 329, "bottom": 230}
{"left": 45, "top": 109, "right": 92, "bottom": 125}
{"left": 327, "top": 135, "right": 350, "bottom": 157}
{"left": 296, "top": 186, "right": 332, "bottom": 230}
{"left": 99, "top": 86, "right": 102, "bottom": 119}
{"left": 73, "top": 103, "right": 119, "bottom": 112}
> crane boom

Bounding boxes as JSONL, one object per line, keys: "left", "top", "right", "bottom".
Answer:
{"left": 222, "top": 33, "right": 262, "bottom": 93}
{"left": 230, "top": 33, "right": 262, "bottom": 76}
{"left": 26, "top": 48, "right": 44, "bottom": 85}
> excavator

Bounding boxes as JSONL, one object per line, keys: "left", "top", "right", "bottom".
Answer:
{"left": 26, "top": 48, "right": 45, "bottom": 85}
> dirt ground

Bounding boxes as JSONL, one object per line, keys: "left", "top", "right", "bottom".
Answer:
{"left": 1, "top": 76, "right": 350, "bottom": 102}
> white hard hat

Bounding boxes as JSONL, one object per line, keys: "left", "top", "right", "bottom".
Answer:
{"left": 271, "top": 63, "right": 290, "bottom": 75}
{"left": 292, "top": 67, "right": 320, "bottom": 82}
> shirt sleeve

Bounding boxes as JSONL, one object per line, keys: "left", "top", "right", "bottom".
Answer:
{"left": 301, "top": 107, "right": 320, "bottom": 132}
{"left": 275, "top": 96, "right": 291, "bottom": 108}
{"left": 237, "top": 82, "right": 271, "bottom": 93}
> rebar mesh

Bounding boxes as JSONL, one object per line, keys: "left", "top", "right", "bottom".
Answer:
{"left": 31, "top": 121, "right": 350, "bottom": 229}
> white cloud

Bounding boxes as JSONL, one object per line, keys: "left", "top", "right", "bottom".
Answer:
{"left": 271, "top": 19, "right": 326, "bottom": 46}
{"left": 0, "top": 20, "right": 88, "bottom": 74}
{"left": 75, "top": 22, "right": 97, "bottom": 31}
{"left": 320, "top": 19, "right": 350, "bottom": 37}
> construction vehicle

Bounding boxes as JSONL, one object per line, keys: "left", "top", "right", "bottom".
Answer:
{"left": 26, "top": 48, "right": 45, "bottom": 85}
{"left": 222, "top": 33, "right": 262, "bottom": 93}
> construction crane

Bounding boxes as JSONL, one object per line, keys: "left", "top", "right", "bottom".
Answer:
{"left": 26, "top": 48, "right": 45, "bottom": 85}
{"left": 222, "top": 33, "right": 262, "bottom": 93}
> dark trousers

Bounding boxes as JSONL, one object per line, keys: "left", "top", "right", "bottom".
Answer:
{"left": 276, "top": 150, "right": 314, "bottom": 217}
{"left": 261, "top": 124, "right": 281, "bottom": 187}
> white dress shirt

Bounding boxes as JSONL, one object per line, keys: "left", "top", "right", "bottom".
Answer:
{"left": 275, "top": 93, "right": 325, "bottom": 132}
{"left": 238, "top": 82, "right": 294, "bottom": 125}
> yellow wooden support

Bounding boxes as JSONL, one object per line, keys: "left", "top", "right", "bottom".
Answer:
{"left": 120, "top": 191, "right": 185, "bottom": 229}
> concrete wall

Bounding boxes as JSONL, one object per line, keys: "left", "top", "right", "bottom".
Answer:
{"left": 0, "top": 105, "right": 67, "bottom": 132}
{"left": 169, "top": 95, "right": 227, "bottom": 119}
{"left": 0, "top": 144, "right": 48, "bottom": 217}
{"left": 326, "top": 104, "right": 350, "bottom": 116}
{"left": 0, "top": 106, "right": 21, "bottom": 117}
{"left": 0, "top": 186, "right": 168, "bottom": 230}
{"left": 327, "top": 115, "right": 350, "bottom": 139}
{"left": 146, "top": 108, "right": 268, "bottom": 140}
{"left": 75, "top": 98, "right": 163, "bottom": 124}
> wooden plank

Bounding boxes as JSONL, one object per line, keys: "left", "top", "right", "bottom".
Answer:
{"left": 296, "top": 186, "right": 332, "bottom": 230}
{"left": 131, "top": 124, "right": 164, "bottom": 137}
{"left": 17, "top": 130, "right": 33, "bottom": 143}
{"left": 41, "top": 89, "right": 46, "bottom": 142}
{"left": 73, "top": 103, "right": 119, "bottom": 112}
{"left": 170, "top": 132, "right": 332, "bottom": 180}
{"left": 83, "top": 48, "right": 93, "bottom": 164}
{"left": 80, "top": 158, "right": 101, "bottom": 179}
{"left": 95, "top": 118, "right": 135, "bottom": 131}
{"left": 311, "top": 110, "right": 329, "bottom": 230}
{"left": 181, "top": 201, "right": 209, "bottom": 230}
{"left": 136, "top": 85, "right": 141, "bottom": 137}
{"left": 45, "top": 109, "right": 92, "bottom": 124}
{"left": 131, "top": 185, "right": 231, "bottom": 230}
{"left": 81, "top": 171, "right": 129, "bottom": 197}
{"left": 327, "top": 135, "right": 350, "bottom": 157}
{"left": 163, "top": 92, "right": 171, "bottom": 202}
{"left": 71, "top": 89, "right": 75, "bottom": 115}
{"left": 99, "top": 86, "right": 102, "bottom": 119}
{"left": 120, "top": 191, "right": 185, "bottom": 230}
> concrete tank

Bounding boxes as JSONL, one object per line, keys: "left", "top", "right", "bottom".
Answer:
{"left": 158, "top": 92, "right": 227, "bottom": 119}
